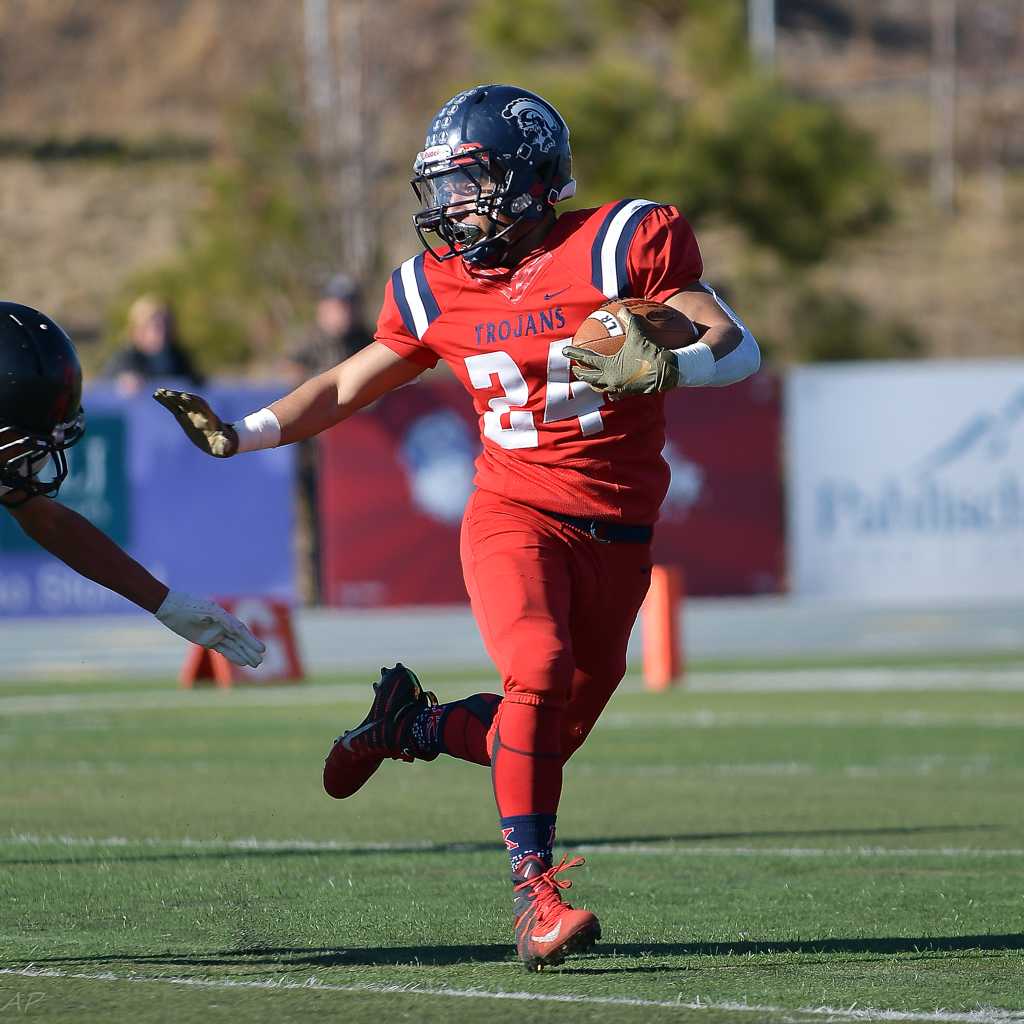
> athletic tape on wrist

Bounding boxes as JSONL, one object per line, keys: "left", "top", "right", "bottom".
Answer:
{"left": 232, "top": 408, "right": 281, "bottom": 452}
{"left": 670, "top": 341, "right": 716, "bottom": 387}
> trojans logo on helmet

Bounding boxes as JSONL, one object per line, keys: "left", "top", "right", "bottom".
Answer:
{"left": 501, "top": 98, "right": 560, "bottom": 154}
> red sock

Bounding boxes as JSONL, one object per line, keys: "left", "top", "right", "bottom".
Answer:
{"left": 489, "top": 696, "right": 563, "bottom": 817}
{"left": 440, "top": 692, "right": 501, "bottom": 765}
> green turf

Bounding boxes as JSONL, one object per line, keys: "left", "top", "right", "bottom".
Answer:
{"left": 1, "top": 669, "right": 1023, "bottom": 1023}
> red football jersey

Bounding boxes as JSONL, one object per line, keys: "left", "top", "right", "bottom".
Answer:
{"left": 375, "top": 200, "right": 703, "bottom": 524}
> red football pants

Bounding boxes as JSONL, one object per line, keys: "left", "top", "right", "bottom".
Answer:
{"left": 460, "top": 489, "right": 653, "bottom": 818}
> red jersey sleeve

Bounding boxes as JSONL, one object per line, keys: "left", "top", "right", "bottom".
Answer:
{"left": 374, "top": 275, "right": 441, "bottom": 370}
{"left": 626, "top": 205, "right": 703, "bottom": 304}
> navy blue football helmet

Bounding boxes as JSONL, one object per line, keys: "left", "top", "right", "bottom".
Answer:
{"left": 411, "top": 84, "right": 576, "bottom": 267}
{"left": 0, "top": 301, "right": 84, "bottom": 504}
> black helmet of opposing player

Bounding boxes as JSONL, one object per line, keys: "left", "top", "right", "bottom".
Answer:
{"left": 0, "top": 301, "right": 85, "bottom": 504}
{"left": 411, "top": 84, "right": 576, "bottom": 267}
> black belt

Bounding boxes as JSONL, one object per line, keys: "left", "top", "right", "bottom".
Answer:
{"left": 543, "top": 509, "right": 653, "bottom": 544}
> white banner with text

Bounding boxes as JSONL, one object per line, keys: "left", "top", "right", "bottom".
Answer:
{"left": 787, "top": 362, "right": 1024, "bottom": 603}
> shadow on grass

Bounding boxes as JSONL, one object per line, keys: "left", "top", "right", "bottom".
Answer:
{"left": 1, "top": 823, "right": 1005, "bottom": 868}
{"left": 17, "top": 934, "right": 1024, "bottom": 972}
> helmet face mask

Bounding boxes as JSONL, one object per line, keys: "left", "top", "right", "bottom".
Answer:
{"left": 412, "top": 145, "right": 521, "bottom": 263}
{"left": 413, "top": 148, "right": 500, "bottom": 218}
{"left": 0, "top": 416, "right": 84, "bottom": 505}
{"left": 410, "top": 86, "right": 576, "bottom": 268}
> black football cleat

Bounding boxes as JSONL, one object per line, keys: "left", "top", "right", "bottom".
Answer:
{"left": 323, "top": 663, "right": 436, "bottom": 799}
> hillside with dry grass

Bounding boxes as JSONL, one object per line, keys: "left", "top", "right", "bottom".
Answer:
{"left": 0, "top": 0, "right": 458, "bottom": 354}
{"left": 1, "top": 0, "right": 1021, "bottom": 363}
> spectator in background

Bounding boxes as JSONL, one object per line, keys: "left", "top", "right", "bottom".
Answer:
{"left": 107, "top": 295, "right": 202, "bottom": 396}
{"left": 279, "top": 273, "right": 372, "bottom": 383}
{"left": 280, "top": 274, "right": 372, "bottom": 603}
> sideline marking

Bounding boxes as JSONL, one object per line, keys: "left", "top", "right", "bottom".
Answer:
{"left": 1, "top": 966, "right": 1022, "bottom": 1023}
{"left": 601, "top": 710, "right": 1024, "bottom": 729}
{"left": 3, "top": 834, "right": 1022, "bottom": 859}
{"left": 3, "top": 684, "right": 1024, "bottom": 727}
{"left": 3, "top": 664, "right": 1024, "bottom": 716}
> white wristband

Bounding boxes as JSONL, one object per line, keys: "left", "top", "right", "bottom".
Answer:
{"left": 232, "top": 408, "right": 281, "bottom": 453}
{"left": 671, "top": 341, "right": 716, "bottom": 387}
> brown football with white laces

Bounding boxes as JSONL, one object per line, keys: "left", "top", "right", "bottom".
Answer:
{"left": 571, "top": 298, "right": 697, "bottom": 357}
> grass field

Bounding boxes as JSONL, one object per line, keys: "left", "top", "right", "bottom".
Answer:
{"left": 1, "top": 659, "right": 1023, "bottom": 1023}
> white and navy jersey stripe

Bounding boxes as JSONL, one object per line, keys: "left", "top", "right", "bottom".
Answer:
{"left": 390, "top": 254, "right": 441, "bottom": 340}
{"left": 590, "top": 199, "right": 660, "bottom": 299}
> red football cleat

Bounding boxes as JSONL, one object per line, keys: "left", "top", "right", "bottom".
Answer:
{"left": 512, "top": 854, "right": 601, "bottom": 971}
{"left": 323, "top": 664, "right": 436, "bottom": 799}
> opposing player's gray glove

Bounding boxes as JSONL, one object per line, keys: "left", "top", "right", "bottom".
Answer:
{"left": 562, "top": 308, "right": 679, "bottom": 397}
{"left": 155, "top": 590, "right": 265, "bottom": 668}
{"left": 153, "top": 389, "right": 238, "bottom": 458}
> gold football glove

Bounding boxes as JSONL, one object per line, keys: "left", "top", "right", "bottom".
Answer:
{"left": 562, "top": 308, "right": 678, "bottom": 397}
{"left": 153, "top": 389, "right": 238, "bottom": 458}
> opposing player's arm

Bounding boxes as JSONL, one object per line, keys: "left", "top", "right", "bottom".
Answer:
{"left": 2, "top": 493, "right": 265, "bottom": 667}
{"left": 663, "top": 283, "right": 761, "bottom": 388}
{"left": 4, "top": 493, "right": 168, "bottom": 611}
{"left": 154, "top": 341, "right": 424, "bottom": 456}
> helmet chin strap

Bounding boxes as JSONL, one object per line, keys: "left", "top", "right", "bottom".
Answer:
{"left": 459, "top": 216, "right": 519, "bottom": 268}
{"left": 462, "top": 239, "right": 509, "bottom": 268}
{"left": 467, "top": 207, "right": 558, "bottom": 269}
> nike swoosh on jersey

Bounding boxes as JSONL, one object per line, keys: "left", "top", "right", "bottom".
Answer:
{"left": 543, "top": 287, "right": 570, "bottom": 300}
{"left": 530, "top": 921, "right": 563, "bottom": 944}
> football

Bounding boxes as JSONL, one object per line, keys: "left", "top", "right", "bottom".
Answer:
{"left": 570, "top": 298, "right": 698, "bottom": 357}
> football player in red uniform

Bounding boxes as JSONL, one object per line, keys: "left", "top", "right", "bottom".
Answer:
{"left": 155, "top": 85, "right": 760, "bottom": 970}
{"left": 0, "top": 301, "right": 265, "bottom": 669}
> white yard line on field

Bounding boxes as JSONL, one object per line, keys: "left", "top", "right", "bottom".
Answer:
{"left": 600, "top": 710, "right": 1024, "bottom": 728}
{"left": 575, "top": 755, "right": 999, "bottom": 779}
{"left": 571, "top": 844, "right": 1024, "bottom": 858}
{"left": 2, "top": 685, "right": 1024, "bottom": 727}
{"left": 0, "top": 683, "right": 374, "bottom": 717}
{"left": 1, "top": 664, "right": 1023, "bottom": 717}
{"left": 1, "top": 966, "right": 1021, "bottom": 1023}
{"left": 689, "top": 668, "right": 1024, "bottom": 692}
{"left": 3, "top": 833, "right": 1022, "bottom": 859}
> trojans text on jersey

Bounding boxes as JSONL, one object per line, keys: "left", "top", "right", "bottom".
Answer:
{"left": 474, "top": 307, "right": 567, "bottom": 346}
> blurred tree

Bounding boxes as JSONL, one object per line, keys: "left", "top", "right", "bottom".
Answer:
{"left": 465, "top": 0, "right": 918, "bottom": 363}
{"left": 107, "top": 80, "right": 326, "bottom": 372}
{"left": 470, "top": 0, "right": 890, "bottom": 269}
{"left": 784, "top": 288, "right": 923, "bottom": 362}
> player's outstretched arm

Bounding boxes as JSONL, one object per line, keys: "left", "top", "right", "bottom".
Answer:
{"left": 154, "top": 342, "right": 423, "bottom": 456}
{"left": 4, "top": 495, "right": 265, "bottom": 668}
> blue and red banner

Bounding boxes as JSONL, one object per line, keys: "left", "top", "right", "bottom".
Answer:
{"left": 0, "top": 383, "right": 295, "bottom": 617}
{"left": 319, "top": 373, "right": 784, "bottom": 606}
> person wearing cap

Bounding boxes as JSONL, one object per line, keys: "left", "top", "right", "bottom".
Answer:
{"left": 278, "top": 275, "right": 373, "bottom": 603}
{"left": 279, "top": 274, "right": 373, "bottom": 384}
